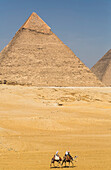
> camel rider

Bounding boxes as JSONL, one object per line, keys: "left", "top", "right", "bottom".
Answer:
{"left": 67, "top": 151, "right": 73, "bottom": 159}
{"left": 64, "top": 151, "right": 73, "bottom": 160}
{"left": 54, "top": 151, "right": 60, "bottom": 161}
{"left": 65, "top": 151, "right": 68, "bottom": 156}
{"left": 63, "top": 151, "right": 68, "bottom": 161}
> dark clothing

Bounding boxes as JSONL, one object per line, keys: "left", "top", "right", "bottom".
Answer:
{"left": 68, "top": 153, "right": 73, "bottom": 159}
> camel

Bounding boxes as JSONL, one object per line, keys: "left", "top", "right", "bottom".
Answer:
{"left": 61, "top": 155, "right": 77, "bottom": 167}
{"left": 50, "top": 155, "right": 62, "bottom": 168}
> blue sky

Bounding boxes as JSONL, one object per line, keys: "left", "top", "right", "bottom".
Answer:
{"left": 0, "top": 0, "right": 110, "bottom": 68}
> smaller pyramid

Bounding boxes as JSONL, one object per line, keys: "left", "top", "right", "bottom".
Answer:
{"left": 91, "top": 49, "right": 111, "bottom": 86}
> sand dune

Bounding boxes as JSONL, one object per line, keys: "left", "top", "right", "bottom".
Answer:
{"left": 0, "top": 85, "right": 111, "bottom": 169}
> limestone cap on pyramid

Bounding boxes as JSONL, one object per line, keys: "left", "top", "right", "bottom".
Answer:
{"left": 21, "top": 12, "right": 51, "bottom": 34}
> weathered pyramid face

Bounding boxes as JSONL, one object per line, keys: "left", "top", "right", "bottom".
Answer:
{"left": 0, "top": 12, "right": 104, "bottom": 87}
{"left": 91, "top": 49, "right": 111, "bottom": 86}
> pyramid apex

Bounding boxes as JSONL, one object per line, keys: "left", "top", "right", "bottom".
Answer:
{"left": 30, "top": 12, "right": 38, "bottom": 17}
{"left": 32, "top": 12, "right": 37, "bottom": 14}
{"left": 21, "top": 12, "right": 51, "bottom": 34}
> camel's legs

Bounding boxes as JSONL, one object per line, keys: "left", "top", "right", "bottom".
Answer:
{"left": 50, "top": 161, "right": 52, "bottom": 167}
{"left": 58, "top": 161, "right": 62, "bottom": 167}
{"left": 61, "top": 160, "right": 64, "bottom": 166}
{"left": 71, "top": 160, "right": 74, "bottom": 167}
{"left": 57, "top": 161, "right": 60, "bottom": 167}
{"left": 50, "top": 160, "right": 55, "bottom": 167}
{"left": 59, "top": 161, "right": 62, "bottom": 167}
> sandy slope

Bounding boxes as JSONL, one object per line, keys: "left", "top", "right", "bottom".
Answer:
{"left": 0, "top": 85, "right": 111, "bottom": 170}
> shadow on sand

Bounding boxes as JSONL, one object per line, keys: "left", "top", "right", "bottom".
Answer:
{"left": 50, "top": 166, "right": 76, "bottom": 169}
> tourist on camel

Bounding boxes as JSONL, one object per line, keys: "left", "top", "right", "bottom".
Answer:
{"left": 50, "top": 151, "right": 62, "bottom": 167}
{"left": 68, "top": 151, "right": 73, "bottom": 159}
{"left": 54, "top": 151, "right": 60, "bottom": 160}
{"left": 64, "top": 151, "right": 73, "bottom": 160}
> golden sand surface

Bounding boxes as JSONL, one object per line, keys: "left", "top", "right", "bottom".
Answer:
{"left": 0, "top": 85, "right": 111, "bottom": 170}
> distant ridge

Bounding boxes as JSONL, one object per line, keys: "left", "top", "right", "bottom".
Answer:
{"left": 0, "top": 12, "right": 104, "bottom": 87}
{"left": 91, "top": 49, "right": 111, "bottom": 86}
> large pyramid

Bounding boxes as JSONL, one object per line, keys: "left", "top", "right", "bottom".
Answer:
{"left": 0, "top": 12, "right": 104, "bottom": 86}
{"left": 91, "top": 49, "right": 111, "bottom": 86}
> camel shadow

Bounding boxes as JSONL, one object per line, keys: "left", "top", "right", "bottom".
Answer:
{"left": 50, "top": 166, "right": 76, "bottom": 169}
{"left": 50, "top": 167, "right": 61, "bottom": 169}
{"left": 61, "top": 166, "right": 76, "bottom": 168}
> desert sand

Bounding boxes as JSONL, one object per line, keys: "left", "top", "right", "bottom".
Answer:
{"left": 0, "top": 85, "right": 111, "bottom": 170}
